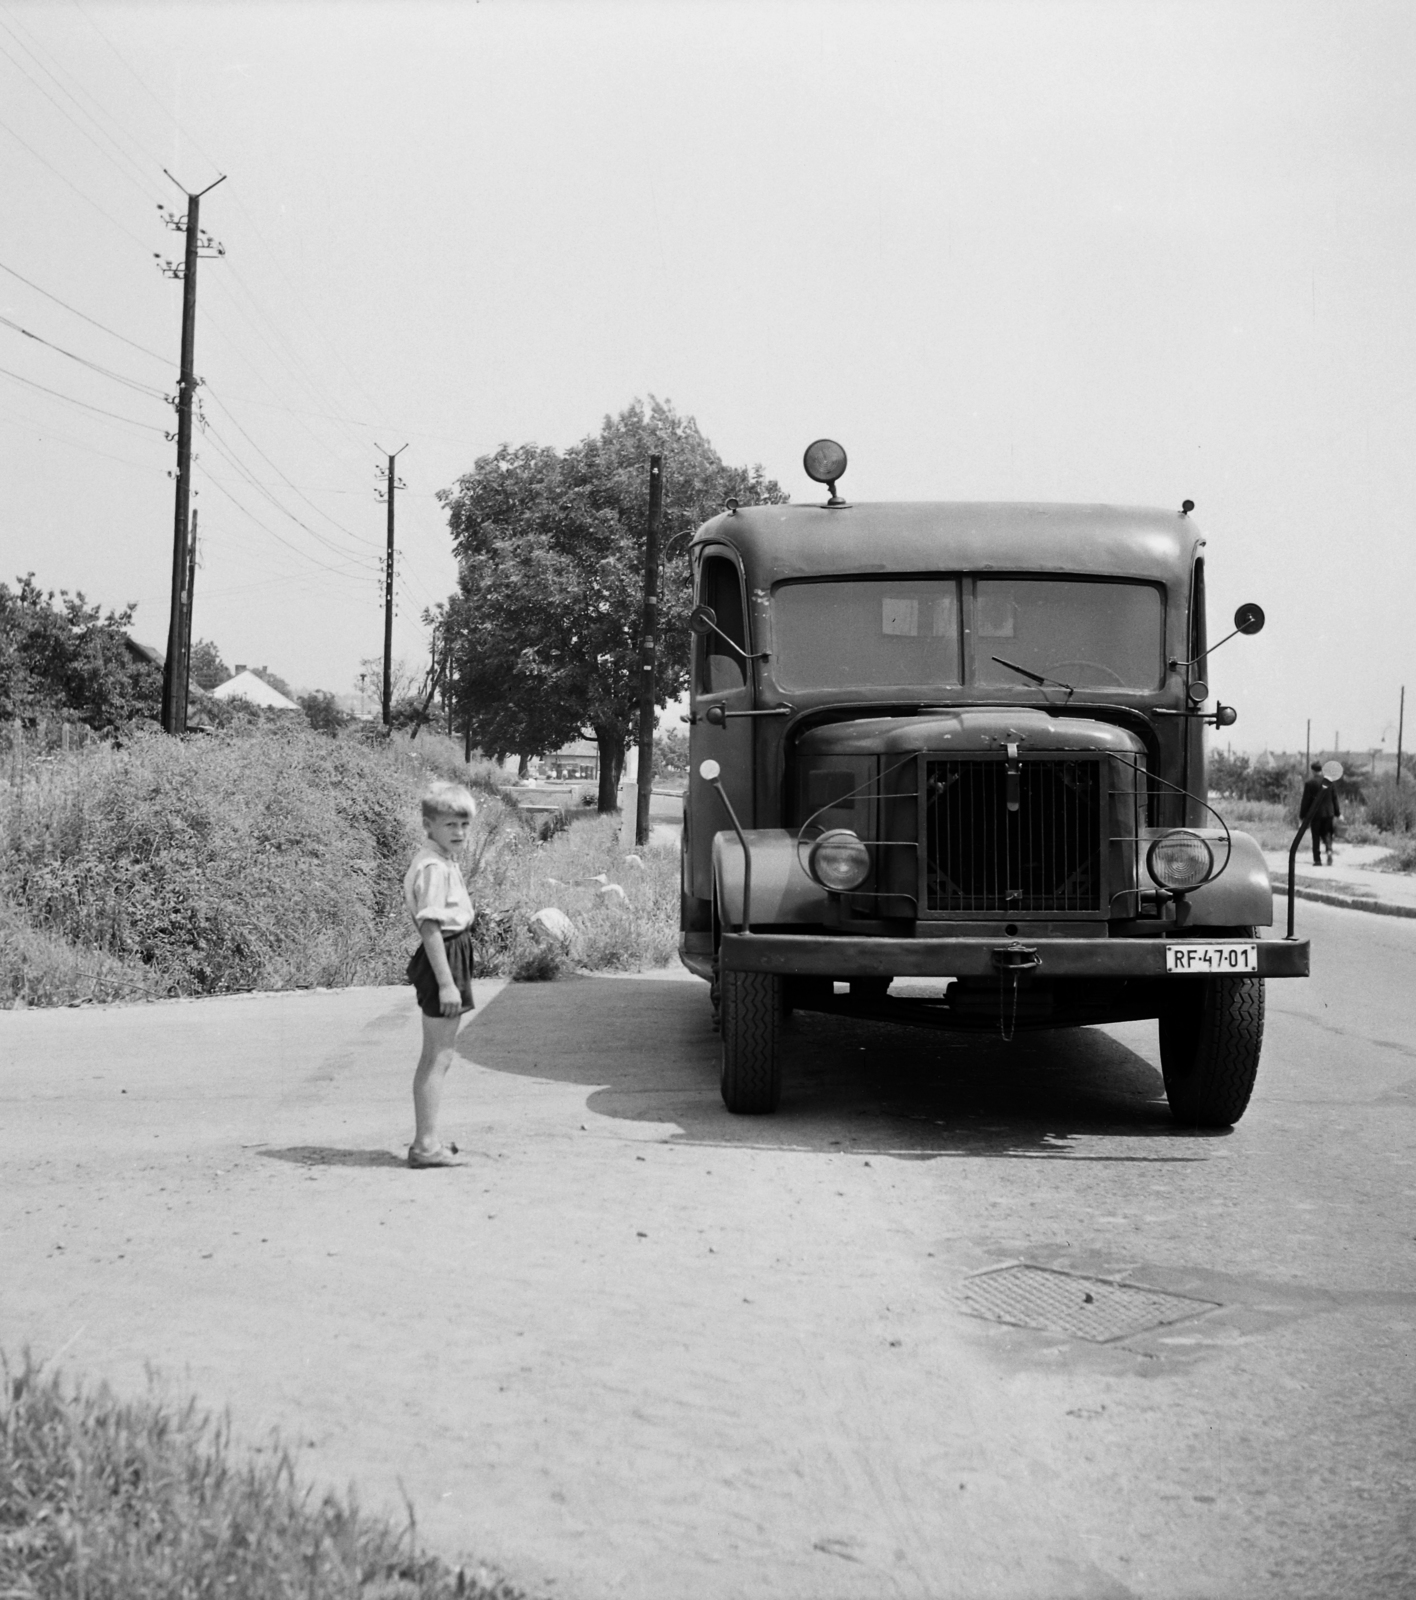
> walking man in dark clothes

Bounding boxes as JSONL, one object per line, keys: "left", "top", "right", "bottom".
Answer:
{"left": 1299, "top": 761, "right": 1340, "bottom": 866}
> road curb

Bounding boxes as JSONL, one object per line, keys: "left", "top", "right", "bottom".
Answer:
{"left": 1274, "top": 883, "right": 1416, "bottom": 920}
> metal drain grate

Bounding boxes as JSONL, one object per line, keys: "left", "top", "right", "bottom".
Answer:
{"left": 959, "top": 1264, "right": 1220, "bottom": 1343}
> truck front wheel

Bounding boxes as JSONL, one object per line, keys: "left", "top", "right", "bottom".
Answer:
{"left": 1159, "top": 975, "right": 1265, "bottom": 1128}
{"left": 720, "top": 969, "right": 783, "bottom": 1114}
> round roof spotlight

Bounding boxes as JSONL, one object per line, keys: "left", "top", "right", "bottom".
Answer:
{"left": 1147, "top": 829, "right": 1215, "bottom": 893}
{"left": 803, "top": 438, "right": 849, "bottom": 507}
{"left": 1234, "top": 602, "right": 1265, "bottom": 635}
{"left": 807, "top": 828, "right": 871, "bottom": 892}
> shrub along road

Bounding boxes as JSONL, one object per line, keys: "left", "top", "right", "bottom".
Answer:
{"left": 2, "top": 902, "right": 1413, "bottom": 1599}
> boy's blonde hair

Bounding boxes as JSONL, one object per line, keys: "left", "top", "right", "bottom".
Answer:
{"left": 421, "top": 781, "right": 477, "bottom": 824}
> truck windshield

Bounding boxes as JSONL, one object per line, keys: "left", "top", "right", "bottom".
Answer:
{"left": 772, "top": 577, "right": 1163, "bottom": 692}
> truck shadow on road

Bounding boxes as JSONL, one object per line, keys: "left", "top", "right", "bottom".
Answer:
{"left": 468, "top": 977, "right": 1218, "bottom": 1161}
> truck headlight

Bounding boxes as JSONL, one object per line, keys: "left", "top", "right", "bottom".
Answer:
{"left": 1147, "top": 830, "right": 1214, "bottom": 892}
{"left": 808, "top": 828, "right": 871, "bottom": 891}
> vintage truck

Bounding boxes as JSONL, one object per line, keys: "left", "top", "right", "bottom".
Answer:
{"left": 678, "top": 441, "right": 1309, "bottom": 1128}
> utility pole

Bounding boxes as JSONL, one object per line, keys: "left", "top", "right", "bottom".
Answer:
{"left": 375, "top": 444, "right": 408, "bottom": 728}
{"left": 1305, "top": 719, "right": 1311, "bottom": 769}
{"left": 178, "top": 508, "right": 199, "bottom": 726}
{"left": 157, "top": 172, "right": 224, "bottom": 735}
{"left": 1397, "top": 686, "right": 1406, "bottom": 788}
{"left": 635, "top": 454, "right": 664, "bottom": 847}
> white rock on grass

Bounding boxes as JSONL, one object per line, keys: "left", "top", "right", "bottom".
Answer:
{"left": 529, "top": 907, "right": 576, "bottom": 950}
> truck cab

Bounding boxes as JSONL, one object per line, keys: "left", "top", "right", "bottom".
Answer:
{"left": 679, "top": 461, "right": 1308, "bottom": 1127}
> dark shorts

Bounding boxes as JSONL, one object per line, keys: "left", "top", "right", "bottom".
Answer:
{"left": 406, "top": 926, "right": 476, "bottom": 1017}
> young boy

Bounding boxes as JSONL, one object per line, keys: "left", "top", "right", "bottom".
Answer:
{"left": 403, "top": 781, "right": 478, "bottom": 1168}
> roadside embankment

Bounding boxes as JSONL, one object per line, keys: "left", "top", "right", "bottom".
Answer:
{"left": 1, "top": 726, "right": 678, "bottom": 1008}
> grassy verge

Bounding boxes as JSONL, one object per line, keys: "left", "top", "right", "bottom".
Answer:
{"left": 1, "top": 725, "right": 680, "bottom": 1007}
{"left": 1213, "top": 794, "right": 1414, "bottom": 862}
{"left": 0, "top": 1351, "right": 528, "bottom": 1599}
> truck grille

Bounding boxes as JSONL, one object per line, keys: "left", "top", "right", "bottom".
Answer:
{"left": 924, "top": 757, "right": 1103, "bottom": 914}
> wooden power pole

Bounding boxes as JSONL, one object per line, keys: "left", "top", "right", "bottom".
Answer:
{"left": 635, "top": 454, "right": 664, "bottom": 847}
{"left": 158, "top": 172, "right": 224, "bottom": 735}
{"left": 178, "top": 508, "right": 198, "bottom": 726}
{"left": 375, "top": 444, "right": 407, "bottom": 727}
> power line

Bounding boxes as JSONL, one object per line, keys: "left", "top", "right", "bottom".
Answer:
{"left": 0, "top": 21, "right": 158, "bottom": 204}
{"left": 0, "top": 360, "right": 165, "bottom": 431}
{"left": 0, "top": 402, "right": 165, "bottom": 471}
{"left": 0, "top": 110, "right": 152, "bottom": 252}
{"left": 68, "top": 0, "right": 225, "bottom": 176}
{"left": 0, "top": 258, "right": 168, "bottom": 364}
{"left": 2, "top": 2, "right": 168, "bottom": 189}
{"left": 197, "top": 471, "right": 377, "bottom": 583}
{"left": 202, "top": 380, "right": 379, "bottom": 549}
{"left": 0, "top": 313, "right": 168, "bottom": 397}
{"left": 200, "top": 422, "right": 375, "bottom": 565}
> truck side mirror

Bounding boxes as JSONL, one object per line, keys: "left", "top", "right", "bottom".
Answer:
{"left": 699, "top": 759, "right": 721, "bottom": 781}
{"left": 689, "top": 605, "right": 717, "bottom": 636}
{"left": 1234, "top": 603, "right": 1265, "bottom": 635}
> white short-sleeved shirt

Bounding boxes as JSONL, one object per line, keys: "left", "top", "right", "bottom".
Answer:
{"left": 403, "top": 845, "right": 474, "bottom": 934}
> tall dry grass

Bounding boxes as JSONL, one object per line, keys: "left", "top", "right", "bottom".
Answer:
{"left": 0, "top": 1349, "right": 524, "bottom": 1599}
{"left": 1, "top": 724, "right": 680, "bottom": 1006}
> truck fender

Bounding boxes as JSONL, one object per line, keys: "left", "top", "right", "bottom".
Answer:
{"left": 1147, "top": 828, "right": 1273, "bottom": 928}
{"left": 711, "top": 830, "right": 828, "bottom": 929}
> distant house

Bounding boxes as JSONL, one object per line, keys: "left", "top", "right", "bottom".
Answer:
{"left": 545, "top": 739, "right": 599, "bottom": 781}
{"left": 121, "top": 636, "right": 210, "bottom": 702}
{"left": 210, "top": 669, "right": 299, "bottom": 711}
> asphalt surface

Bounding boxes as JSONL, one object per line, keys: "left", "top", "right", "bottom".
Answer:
{"left": 2, "top": 899, "right": 1413, "bottom": 1599}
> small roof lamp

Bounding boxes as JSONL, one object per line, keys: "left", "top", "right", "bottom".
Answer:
{"left": 803, "top": 439, "right": 849, "bottom": 507}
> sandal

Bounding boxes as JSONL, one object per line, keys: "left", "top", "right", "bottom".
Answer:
{"left": 407, "top": 1143, "right": 464, "bottom": 1169}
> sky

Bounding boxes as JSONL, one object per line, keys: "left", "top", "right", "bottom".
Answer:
{"left": 2, "top": 0, "right": 1413, "bottom": 754}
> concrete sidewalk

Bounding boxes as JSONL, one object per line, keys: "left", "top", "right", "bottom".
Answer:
{"left": 1262, "top": 840, "right": 1416, "bottom": 919}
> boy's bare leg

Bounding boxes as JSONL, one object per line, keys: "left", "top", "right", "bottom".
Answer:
{"left": 412, "top": 1013, "right": 462, "bottom": 1153}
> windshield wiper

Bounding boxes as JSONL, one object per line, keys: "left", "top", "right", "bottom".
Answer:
{"left": 991, "top": 656, "right": 1075, "bottom": 698}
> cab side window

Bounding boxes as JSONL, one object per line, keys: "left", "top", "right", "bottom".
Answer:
{"left": 697, "top": 554, "right": 747, "bottom": 693}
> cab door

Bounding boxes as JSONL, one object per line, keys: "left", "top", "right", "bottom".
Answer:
{"left": 687, "top": 547, "right": 755, "bottom": 903}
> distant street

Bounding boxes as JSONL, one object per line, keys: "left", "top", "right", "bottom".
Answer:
{"left": 2, "top": 897, "right": 1413, "bottom": 1599}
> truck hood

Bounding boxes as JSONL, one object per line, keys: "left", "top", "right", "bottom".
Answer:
{"left": 794, "top": 706, "right": 1147, "bottom": 759}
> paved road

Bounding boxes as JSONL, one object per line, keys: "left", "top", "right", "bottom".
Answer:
{"left": 2, "top": 902, "right": 1413, "bottom": 1598}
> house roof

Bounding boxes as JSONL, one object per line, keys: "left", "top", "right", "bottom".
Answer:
{"left": 209, "top": 669, "right": 299, "bottom": 710}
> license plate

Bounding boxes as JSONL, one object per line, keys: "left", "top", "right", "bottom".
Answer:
{"left": 1165, "top": 942, "right": 1259, "bottom": 974}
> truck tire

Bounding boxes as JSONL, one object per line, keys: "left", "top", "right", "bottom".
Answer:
{"left": 1159, "top": 975, "right": 1264, "bottom": 1128}
{"left": 720, "top": 969, "right": 783, "bottom": 1114}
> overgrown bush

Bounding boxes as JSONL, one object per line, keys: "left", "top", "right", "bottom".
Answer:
{"left": 1208, "top": 751, "right": 1300, "bottom": 805}
{"left": 1, "top": 725, "right": 681, "bottom": 1006}
{"left": 0, "top": 1350, "right": 524, "bottom": 1599}
{"left": 0, "top": 726, "right": 516, "bottom": 1005}
{"left": 1360, "top": 776, "right": 1416, "bottom": 834}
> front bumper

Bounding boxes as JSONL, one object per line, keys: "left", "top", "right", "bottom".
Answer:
{"left": 718, "top": 931, "right": 1310, "bottom": 979}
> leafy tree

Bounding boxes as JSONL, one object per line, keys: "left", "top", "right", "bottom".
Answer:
{"left": 299, "top": 690, "right": 351, "bottom": 736}
{"left": 439, "top": 397, "right": 787, "bottom": 809}
{"left": 189, "top": 639, "right": 229, "bottom": 690}
{"left": 355, "top": 656, "right": 419, "bottom": 721}
{"left": 0, "top": 574, "right": 161, "bottom": 730}
{"left": 653, "top": 725, "right": 690, "bottom": 778}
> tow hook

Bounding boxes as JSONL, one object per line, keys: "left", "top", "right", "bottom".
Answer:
{"left": 991, "top": 942, "right": 1040, "bottom": 973}
{"left": 991, "top": 942, "right": 1040, "bottom": 1043}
